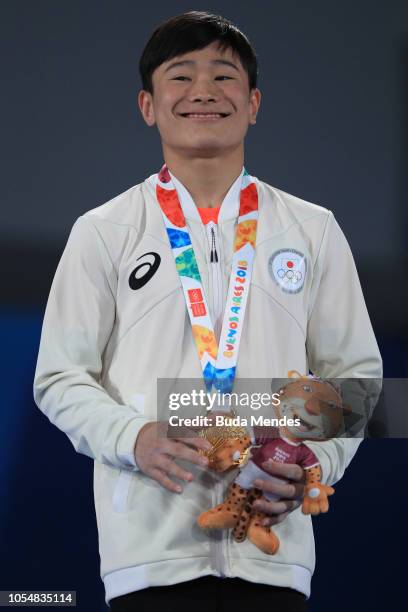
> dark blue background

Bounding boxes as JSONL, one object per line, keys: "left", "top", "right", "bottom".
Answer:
{"left": 1, "top": 1, "right": 407, "bottom": 610}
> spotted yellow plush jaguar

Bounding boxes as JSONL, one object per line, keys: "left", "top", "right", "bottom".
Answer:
{"left": 198, "top": 374, "right": 345, "bottom": 554}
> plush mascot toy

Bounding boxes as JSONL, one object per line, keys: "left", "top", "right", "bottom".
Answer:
{"left": 197, "top": 373, "right": 346, "bottom": 555}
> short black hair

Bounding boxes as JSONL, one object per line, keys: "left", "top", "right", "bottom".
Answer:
{"left": 139, "top": 11, "right": 258, "bottom": 94}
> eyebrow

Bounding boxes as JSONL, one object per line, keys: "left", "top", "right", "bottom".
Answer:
{"left": 164, "top": 59, "right": 240, "bottom": 73}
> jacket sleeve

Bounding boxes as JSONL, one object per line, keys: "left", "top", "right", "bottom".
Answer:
{"left": 304, "top": 211, "right": 383, "bottom": 486}
{"left": 33, "top": 215, "right": 150, "bottom": 471}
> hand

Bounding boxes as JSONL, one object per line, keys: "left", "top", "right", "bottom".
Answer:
{"left": 302, "top": 483, "right": 335, "bottom": 515}
{"left": 252, "top": 460, "right": 305, "bottom": 526}
{"left": 134, "top": 421, "right": 212, "bottom": 493}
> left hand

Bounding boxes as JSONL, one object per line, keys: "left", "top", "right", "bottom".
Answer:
{"left": 252, "top": 460, "right": 305, "bottom": 526}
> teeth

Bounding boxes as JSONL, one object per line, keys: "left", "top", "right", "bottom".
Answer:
{"left": 184, "top": 113, "right": 224, "bottom": 118}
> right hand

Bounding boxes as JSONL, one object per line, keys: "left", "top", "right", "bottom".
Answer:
{"left": 134, "top": 421, "right": 212, "bottom": 493}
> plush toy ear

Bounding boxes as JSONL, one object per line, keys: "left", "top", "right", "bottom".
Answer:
{"left": 342, "top": 402, "right": 368, "bottom": 435}
{"left": 343, "top": 402, "right": 352, "bottom": 415}
{"left": 287, "top": 370, "right": 303, "bottom": 378}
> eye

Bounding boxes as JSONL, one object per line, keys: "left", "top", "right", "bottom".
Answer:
{"left": 215, "top": 75, "right": 234, "bottom": 80}
{"left": 172, "top": 76, "right": 190, "bottom": 81}
{"left": 327, "top": 402, "right": 337, "bottom": 409}
{"left": 302, "top": 385, "right": 312, "bottom": 392}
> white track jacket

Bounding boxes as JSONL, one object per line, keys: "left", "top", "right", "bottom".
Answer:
{"left": 33, "top": 169, "right": 382, "bottom": 605}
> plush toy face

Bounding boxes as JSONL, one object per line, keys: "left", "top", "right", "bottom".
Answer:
{"left": 276, "top": 379, "right": 344, "bottom": 441}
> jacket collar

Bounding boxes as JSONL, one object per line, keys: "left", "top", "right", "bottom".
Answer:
{"left": 148, "top": 166, "right": 245, "bottom": 224}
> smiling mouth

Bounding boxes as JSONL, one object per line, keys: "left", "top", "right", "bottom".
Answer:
{"left": 293, "top": 412, "right": 315, "bottom": 431}
{"left": 179, "top": 112, "right": 230, "bottom": 119}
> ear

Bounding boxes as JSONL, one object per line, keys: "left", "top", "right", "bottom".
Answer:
{"left": 138, "top": 90, "right": 156, "bottom": 127}
{"left": 249, "top": 88, "right": 261, "bottom": 125}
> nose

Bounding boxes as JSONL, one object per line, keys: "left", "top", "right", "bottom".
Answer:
{"left": 305, "top": 398, "right": 321, "bottom": 415}
{"left": 187, "top": 77, "right": 219, "bottom": 103}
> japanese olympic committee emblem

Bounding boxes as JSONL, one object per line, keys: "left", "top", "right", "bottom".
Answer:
{"left": 268, "top": 248, "right": 307, "bottom": 294}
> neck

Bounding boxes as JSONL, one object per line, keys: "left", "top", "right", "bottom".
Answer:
{"left": 162, "top": 145, "right": 244, "bottom": 209}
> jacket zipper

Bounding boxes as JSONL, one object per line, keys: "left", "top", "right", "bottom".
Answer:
{"left": 205, "top": 221, "right": 231, "bottom": 577}
{"left": 206, "top": 223, "right": 223, "bottom": 344}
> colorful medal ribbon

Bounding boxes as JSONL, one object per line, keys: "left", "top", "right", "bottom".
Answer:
{"left": 155, "top": 164, "right": 258, "bottom": 395}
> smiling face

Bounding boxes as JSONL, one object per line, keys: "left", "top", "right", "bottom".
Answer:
{"left": 276, "top": 379, "right": 344, "bottom": 442}
{"left": 138, "top": 41, "right": 261, "bottom": 157}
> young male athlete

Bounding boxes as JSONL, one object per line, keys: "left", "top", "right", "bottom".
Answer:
{"left": 33, "top": 11, "right": 382, "bottom": 612}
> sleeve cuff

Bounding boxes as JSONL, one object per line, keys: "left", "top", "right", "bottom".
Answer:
{"left": 116, "top": 416, "right": 151, "bottom": 471}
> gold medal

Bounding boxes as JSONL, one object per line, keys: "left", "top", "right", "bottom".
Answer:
{"left": 198, "top": 411, "right": 251, "bottom": 472}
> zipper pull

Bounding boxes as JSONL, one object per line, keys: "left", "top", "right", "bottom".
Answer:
{"left": 210, "top": 226, "right": 218, "bottom": 263}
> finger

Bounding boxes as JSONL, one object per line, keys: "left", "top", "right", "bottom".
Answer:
{"left": 166, "top": 440, "right": 210, "bottom": 468}
{"left": 261, "top": 460, "right": 305, "bottom": 482}
{"left": 253, "top": 478, "right": 304, "bottom": 500}
{"left": 162, "top": 420, "right": 212, "bottom": 444}
{"left": 254, "top": 498, "right": 300, "bottom": 516}
{"left": 148, "top": 468, "right": 183, "bottom": 494}
{"left": 156, "top": 456, "right": 194, "bottom": 483}
{"left": 175, "top": 436, "right": 213, "bottom": 452}
{"left": 262, "top": 511, "right": 290, "bottom": 527}
{"left": 168, "top": 422, "right": 206, "bottom": 437}
{"left": 156, "top": 438, "right": 209, "bottom": 467}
